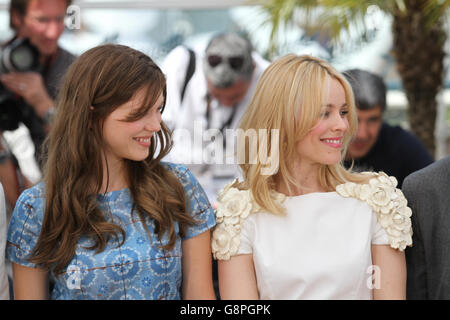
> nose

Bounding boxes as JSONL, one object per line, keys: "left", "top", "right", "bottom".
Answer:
{"left": 332, "top": 113, "right": 348, "bottom": 133}
{"left": 214, "top": 64, "right": 234, "bottom": 87}
{"left": 45, "top": 21, "right": 64, "bottom": 40}
{"left": 355, "top": 120, "right": 369, "bottom": 140}
{"left": 145, "top": 112, "right": 162, "bottom": 132}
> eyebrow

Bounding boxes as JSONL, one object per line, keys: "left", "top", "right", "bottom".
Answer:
{"left": 324, "top": 103, "right": 348, "bottom": 108}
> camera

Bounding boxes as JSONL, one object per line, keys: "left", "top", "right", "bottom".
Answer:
{"left": 0, "top": 37, "right": 41, "bottom": 131}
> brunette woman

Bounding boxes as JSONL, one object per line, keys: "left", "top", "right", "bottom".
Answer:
{"left": 6, "top": 44, "right": 216, "bottom": 300}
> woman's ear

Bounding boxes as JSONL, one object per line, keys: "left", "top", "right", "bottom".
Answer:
{"left": 89, "top": 106, "right": 94, "bottom": 129}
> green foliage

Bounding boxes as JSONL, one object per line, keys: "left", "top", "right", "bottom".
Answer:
{"left": 263, "top": 0, "right": 450, "bottom": 57}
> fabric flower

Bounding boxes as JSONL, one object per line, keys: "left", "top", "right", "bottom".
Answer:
{"left": 366, "top": 181, "right": 396, "bottom": 214}
{"left": 216, "top": 188, "right": 252, "bottom": 220}
{"left": 212, "top": 180, "right": 286, "bottom": 260}
{"left": 211, "top": 224, "right": 240, "bottom": 260}
{"left": 213, "top": 184, "right": 254, "bottom": 261}
{"left": 336, "top": 182, "right": 357, "bottom": 197}
{"left": 212, "top": 180, "right": 288, "bottom": 260}
{"left": 217, "top": 178, "right": 239, "bottom": 202}
{"left": 336, "top": 171, "right": 413, "bottom": 251}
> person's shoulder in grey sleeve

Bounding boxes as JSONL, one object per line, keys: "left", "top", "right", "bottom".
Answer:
{"left": 0, "top": 183, "right": 10, "bottom": 300}
{"left": 403, "top": 156, "right": 450, "bottom": 299}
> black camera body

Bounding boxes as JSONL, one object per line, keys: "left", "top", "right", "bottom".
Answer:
{"left": 0, "top": 38, "right": 41, "bottom": 131}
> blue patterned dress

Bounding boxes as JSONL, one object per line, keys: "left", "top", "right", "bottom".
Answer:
{"left": 6, "top": 163, "right": 216, "bottom": 300}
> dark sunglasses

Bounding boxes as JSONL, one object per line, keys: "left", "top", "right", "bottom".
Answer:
{"left": 207, "top": 55, "right": 245, "bottom": 71}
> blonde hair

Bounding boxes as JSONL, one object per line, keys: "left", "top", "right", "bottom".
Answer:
{"left": 238, "top": 54, "right": 369, "bottom": 215}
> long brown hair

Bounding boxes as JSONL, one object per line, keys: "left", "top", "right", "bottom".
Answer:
{"left": 29, "top": 44, "right": 196, "bottom": 274}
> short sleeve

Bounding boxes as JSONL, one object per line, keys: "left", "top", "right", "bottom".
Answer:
{"left": 370, "top": 211, "right": 390, "bottom": 245}
{"left": 237, "top": 215, "right": 254, "bottom": 255}
{"left": 166, "top": 163, "right": 216, "bottom": 240}
{"left": 336, "top": 171, "right": 413, "bottom": 251}
{"left": 6, "top": 185, "right": 45, "bottom": 269}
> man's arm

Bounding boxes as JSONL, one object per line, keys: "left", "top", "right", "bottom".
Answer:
{"left": 161, "top": 46, "right": 193, "bottom": 130}
{"left": 0, "top": 183, "right": 10, "bottom": 300}
{"left": 0, "top": 139, "right": 20, "bottom": 208}
{"left": 402, "top": 175, "right": 429, "bottom": 299}
{"left": 0, "top": 72, "right": 54, "bottom": 131}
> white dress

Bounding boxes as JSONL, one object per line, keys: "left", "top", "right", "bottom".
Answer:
{"left": 212, "top": 172, "right": 413, "bottom": 300}
{"left": 239, "top": 192, "right": 388, "bottom": 299}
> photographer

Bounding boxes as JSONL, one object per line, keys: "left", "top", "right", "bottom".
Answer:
{"left": 0, "top": 0, "right": 75, "bottom": 211}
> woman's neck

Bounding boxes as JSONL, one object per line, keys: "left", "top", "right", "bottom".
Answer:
{"left": 100, "top": 158, "right": 129, "bottom": 193}
{"left": 278, "top": 161, "right": 325, "bottom": 196}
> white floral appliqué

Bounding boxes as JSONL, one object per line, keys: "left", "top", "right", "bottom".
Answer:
{"left": 212, "top": 179, "right": 273, "bottom": 260}
{"left": 336, "top": 171, "right": 413, "bottom": 251}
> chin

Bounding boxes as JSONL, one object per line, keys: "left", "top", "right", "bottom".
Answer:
{"left": 128, "top": 152, "right": 150, "bottom": 162}
{"left": 39, "top": 45, "right": 58, "bottom": 56}
{"left": 322, "top": 154, "right": 343, "bottom": 165}
{"left": 323, "top": 160, "right": 341, "bottom": 166}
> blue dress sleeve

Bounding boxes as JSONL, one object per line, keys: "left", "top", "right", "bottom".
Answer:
{"left": 6, "top": 184, "right": 46, "bottom": 269}
{"left": 165, "top": 163, "right": 216, "bottom": 240}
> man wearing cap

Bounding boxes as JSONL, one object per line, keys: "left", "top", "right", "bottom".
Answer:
{"left": 162, "top": 32, "right": 269, "bottom": 202}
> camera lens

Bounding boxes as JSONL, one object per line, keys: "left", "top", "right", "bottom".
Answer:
{"left": 0, "top": 38, "right": 40, "bottom": 74}
{"left": 11, "top": 45, "right": 35, "bottom": 71}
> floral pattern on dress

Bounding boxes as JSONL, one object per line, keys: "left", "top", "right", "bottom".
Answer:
{"left": 6, "top": 162, "right": 216, "bottom": 300}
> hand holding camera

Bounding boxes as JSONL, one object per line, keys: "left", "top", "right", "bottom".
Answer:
{"left": 0, "top": 71, "right": 53, "bottom": 118}
{"left": 0, "top": 37, "right": 49, "bottom": 131}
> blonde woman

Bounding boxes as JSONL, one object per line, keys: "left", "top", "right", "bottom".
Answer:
{"left": 212, "top": 54, "right": 412, "bottom": 300}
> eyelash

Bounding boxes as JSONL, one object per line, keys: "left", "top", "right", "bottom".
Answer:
{"left": 321, "top": 110, "right": 348, "bottom": 117}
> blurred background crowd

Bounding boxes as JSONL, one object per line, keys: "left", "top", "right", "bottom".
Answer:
{"left": 1, "top": 0, "right": 449, "bottom": 173}
{"left": 1, "top": 0, "right": 450, "bottom": 300}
